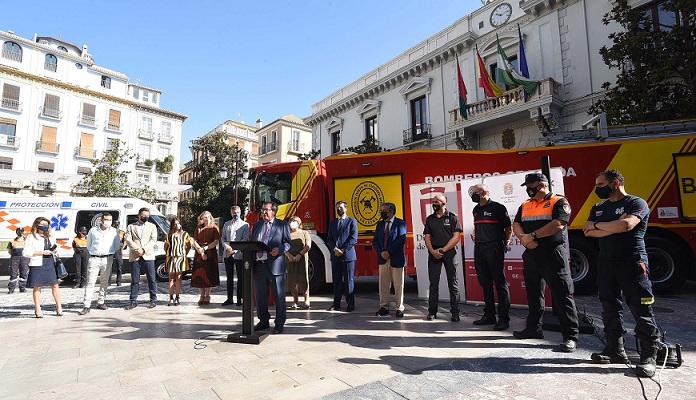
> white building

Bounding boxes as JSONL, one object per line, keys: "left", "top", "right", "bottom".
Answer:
{"left": 305, "top": 0, "right": 674, "bottom": 155}
{"left": 257, "top": 115, "right": 312, "bottom": 165}
{"left": 0, "top": 31, "right": 187, "bottom": 215}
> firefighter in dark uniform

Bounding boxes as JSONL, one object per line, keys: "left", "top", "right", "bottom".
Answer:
{"left": 469, "top": 184, "right": 512, "bottom": 330}
{"left": 512, "top": 172, "right": 580, "bottom": 352}
{"left": 7, "top": 228, "right": 29, "bottom": 294}
{"left": 583, "top": 169, "right": 659, "bottom": 377}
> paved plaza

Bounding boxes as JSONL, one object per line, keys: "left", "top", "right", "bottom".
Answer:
{"left": 0, "top": 268, "right": 694, "bottom": 400}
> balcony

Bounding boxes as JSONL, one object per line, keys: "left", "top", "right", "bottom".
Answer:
{"left": 136, "top": 158, "right": 153, "bottom": 170}
{"left": 35, "top": 141, "right": 60, "bottom": 154}
{"left": 287, "top": 140, "right": 307, "bottom": 154}
{"left": 40, "top": 106, "right": 62, "bottom": 120}
{"left": 44, "top": 61, "right": 57, "bottom": 72}
{"left": 1, "top": 49, "right": 22, "bottom": 63}
{"left": 403, "top": 124, "right": 432, "bottom": 146}
{"left": 0, "top": 135, "right": 19, "bottom": 149}
{"left": 0, "top": 98, "right": 21, "bottom": 112}
{"left": 448, "top": 78, "right": 562, "bottom": 129}
{"left": 72, "top": 184, "right": 89, "bottom": 194}
{"left": 79, "top": 114, "right": 97, "bottom": 128}
{"left": 138, "top": 129, "right": 155, "bottom": 140}
{"left": 261, "top": 141, "right": 278, "bottom": 155}
{"left": 158, "top": 132, "right": 174, "bottom": 144}
{"left": 34, "top": 181, "right": 56, "bottom": 191}
{"left": 105, "top": 121, "right": 122, "bottom": 133}
{"left": 0, "top": 178, "right": 23, "bottom": 189}
{"left": 74, "top": 146, "right": 97, "bottom": 159}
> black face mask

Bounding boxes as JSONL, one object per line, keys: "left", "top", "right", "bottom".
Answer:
{"left": 139, "top": 216, "right": 148, "bottom": 223}
{"left": 432, "top": 204, "right": 442, "bottom": 212}
{"left": 595, "top": 185, "right": 613, "bottom": 199}
{"left": 526, "top": 186, "right": 540, "bottom": 198}
{"left": 471, "top": 193, "right": 481, "bottom": 203}
{"left": 336, "top": 208, "right": 345, "bottom": 216}
{"left": 380, "top": 211, "right": 390, "bottom": 220}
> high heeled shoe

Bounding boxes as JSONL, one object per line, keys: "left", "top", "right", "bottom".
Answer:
{"left": 174, "top": 295, "right": 180, "bottom": 306}
{"left": 34, "top": 310, "right": 43, "bottom": 318}
{"left": 56, "top": 310, "right": 63, "bottom": 317}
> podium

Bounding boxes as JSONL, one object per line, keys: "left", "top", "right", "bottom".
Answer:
{"left": 226, "top": 241, "right": 270, "bottom": 345}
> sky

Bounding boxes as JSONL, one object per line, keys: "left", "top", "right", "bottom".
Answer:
{"left": 3, "top": 0, "right": 482, "bottom": 163}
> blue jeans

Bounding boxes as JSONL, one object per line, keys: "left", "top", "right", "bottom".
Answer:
{"left": 130, "top": 258, "right": 157, "bottom": 302}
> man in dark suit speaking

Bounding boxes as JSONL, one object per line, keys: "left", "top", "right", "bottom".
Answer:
{"left": 327, "top": 201, "right": 358, "bottom": 312}
{"left": 250, "top": 202, "right": 291, "bottom": 334}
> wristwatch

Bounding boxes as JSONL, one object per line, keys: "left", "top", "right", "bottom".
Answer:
{"left": 531, "top": 232, "right": 538, "bottom": 240}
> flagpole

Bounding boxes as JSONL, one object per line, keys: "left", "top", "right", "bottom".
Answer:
{"left": 440, "top": 53, "right": 447, "bottom": 151}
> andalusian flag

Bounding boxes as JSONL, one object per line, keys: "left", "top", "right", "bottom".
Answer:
{"left": 495, "top": 34, "right": 539, "bottom": 94}
{"left": 476, "top": 47, "right": 504, "bottom": 98}
{"left": 456, "top": 56, "right": 467, "bottom": 119}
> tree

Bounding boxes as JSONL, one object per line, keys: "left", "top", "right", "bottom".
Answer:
{"left": 342, "top": 136, "right": 389, "bottom": 154}
{"left": 589, "top": 0, "right": 696, "bottom": 124}
{"left": 184, "top": 130, "right": 250, "bottom": 225}
{"left": 75, "top": 139, "right": 155, "bottom": 202}
{"left": 298, "top": 149, "right": 321, "bottom": 160}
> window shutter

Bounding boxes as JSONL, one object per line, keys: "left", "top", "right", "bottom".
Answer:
{"left": 2, "top": 84, "right": 19, "bottom": 100}
{"left": 82, "top": 103, "right": 96, "bottom": 118}
{"left": 41, "top": 126, "right": 57, "bottom": 143}
{"left": 44, "top": 94, "right": 60, "bottom": 110}
{"left": 108, "top": 109, "right": 121, "bottom": 124}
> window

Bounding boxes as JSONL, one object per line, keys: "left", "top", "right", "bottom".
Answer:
{"left": 75, "top": 210, "right": 120, "bottom": 233}
{"left": 38, "top": 125, "right": 58, "bottom": 153}
{"left": 138, "top": 143, "right": 152, "bottom": 160}
{"left": 410, "top": 95, "right": 428, "bottom": 133}
{"left": 57, "top": 45, "right": 68, "bottom": 53}
{"left": 479, "top": 21, "right": 484, "bottom": 29}
{"left": 75, "top": 63, "right": 83, "bottom": 69}
{"left": 77, "top": 166, "right": 91, "bottom": 175}
{"left": 291, "top": 129, "right": 301, "bottom": 151}
{"left": 152, "top": 92, "right": 158, "bottom": 104}
{"left": 78, "top": 133, "right": 94, "bottom": 158}
{"left": 2, "top": 41, "right": 22, "bottom": 62}
{"left": 133, "top": 87, "right": 140, "bottom": 99}
{"left": 2, "top": 83, "right": 20, "bottom": 110}
{"left": 640, "top": 0, "right": 680, "bottom": 32}
{"left": 157, "top": 175, "right": 170, "bottom": 185}
{"left": 0, "top": 119, "right": 16, "bottom": 137}
{"left": 158, "top": 146, "right": 170, "bottom": 159}
{"left": 261, "top": 135, "right": 267, "bottom": 154}
{"left": 256, "top": 172, "right": 292, "bottom": 206}
{"left": 105, "top": 137, "right": 119, "bottom": 152}
{"left": 38, "top": 161, "right": 54, "bottom": 173}
{"left": 160, "top": 121, "right": 171, "bottom": 137}
{"left": 101, "top": 75, "right": 111, "bottom": 89}
{"left": 142, "top": 116, "right": 153, "bottom": 132}
{"left": 107, "top": 109, "right": 121, "bottom": 131}
{"left": 42, "top": 94, "right": 61, "bottom": 119}
{"left": 490, "top": 55, "right": 518, "bottom": 90}
{"left": 365, "top": 116, "right": 378, "bottom": 141}
{"left": 44, "top": 54, "right": 57, "bottom": 72}
{"left": 81, "top": 103, "right": 96, "bottom": 126}
{"left": 142, "top": 90, "right": 149, "bottom": 102}
{"left": 0, "top": 157, "right": 12, "bottom": 169}
{"left": 270, "top": 130, "right": 277, "bottom": 151}
{"left": 331, "top": 131, "right": 341, "bottom": 154}
{"left": 137, "top": 173, "right": 151, "bottom": 183}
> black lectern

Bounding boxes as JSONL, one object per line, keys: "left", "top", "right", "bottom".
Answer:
{"left": 226, "top": 241, "right": 269, "bottom": 344}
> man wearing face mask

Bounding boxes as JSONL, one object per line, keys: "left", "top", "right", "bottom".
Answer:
{"left": 125, "top": 208, "right": 159, "bottom": 310}
{"left": 326, "top": 201, "right": 358, "bottom": 312}
{"left": 583, "top": 169, "right": 659, "bottom": 377}
{"left": 373, "top": 202, "right": 407, "bottom": 318}
{"left": 512, "top": 172, "right": 579, "bottom": 352}
{"left": 469, "top": 184, "right": 512, "bottom": 330}
{"left": 424, "top": 193, "right": 463, "bottom": 322}
{"left": 78, "top": 213, "right": 121, "bottom": 315}
{"left": 221, "top": 205, "right": 249, "bottom": 306}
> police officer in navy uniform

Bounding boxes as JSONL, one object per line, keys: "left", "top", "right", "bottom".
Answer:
{"left": 469, "top": 184, "right": 512, "bottom": 330}
{"left": 583, "top": 169, "right": 660, "bottom": 377}
{"left": 512, "top": 172, "right": 579, "bottom": 352}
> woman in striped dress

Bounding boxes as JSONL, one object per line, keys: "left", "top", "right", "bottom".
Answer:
{"left": 164, "top": 216, "right": 193, "bottom": 306}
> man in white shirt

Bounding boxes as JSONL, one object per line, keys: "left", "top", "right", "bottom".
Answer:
{"left": 221, "top": 205, "right": 249, "bottom": 306}
{"left": 78, "top": 213, "right": 121, "bottom": 315}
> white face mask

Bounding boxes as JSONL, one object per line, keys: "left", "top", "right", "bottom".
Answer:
{"left": 289, "top": 221, "right": 299, "bottom": 230}
{"left": 102, "top": 220, "right": 112, "bottom": 228}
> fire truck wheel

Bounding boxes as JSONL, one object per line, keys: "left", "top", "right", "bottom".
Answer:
{"left": 646, "top": 236, "right": 685, "bottom": 294}
{"left": 308, "top": 248, "right": 327, "bottom": 293}
{"left": 568, "top": 235, "right": 597, "bottom": 294}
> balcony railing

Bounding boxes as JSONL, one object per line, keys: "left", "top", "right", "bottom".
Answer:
{"left": 448, "top": 78, "right": 561, "bottom": 125}
{"left": 287, "top": 140, "right": 306, "bottom": 154}
{"left": 1, "top": 49, "right": 22, "bottom": 62}
{"left": 136, "top": 158, "right": 153, "bottom": 169}
{"left": 44, "top": 61, "right": 57, "bottom": 72}
{"left": 35, "top": 141, "right": 60, "bottom": 154}
{"left": 261, "top": 141, "right": 278, "bottom": 155}
{"left": 79, "top": 115, "right": 97, "bottom": 128}
{"left": 0, "top": 98, "right": 21, "bottom": 111}
{"left": 138, "top": 129, "right": 155, "bottom": 140}
{"left": 0, "top": 135, "right": 19, "bottom": 149}
{"left": 74, "top": 146, "right": 97, "bottom": 159}
{"left": 40, "top": 106, "right": 62, "bottom": 120}
{"left": 403, "top": 124, "right": 432, "bottom": 145}
{"left": 34, "top": 181, "right": 56, "bottom": 191}
{"left": 72, "top": 184, "right": 89, "bottom": 194}
{"left": 0, "top": 178, "right": 23, "bottom": 189}
{"left": 105, "top": 121, "right": 122, "bottom": 132}
{"left": 158, "top": 133, "right": 173, "bottom": 144}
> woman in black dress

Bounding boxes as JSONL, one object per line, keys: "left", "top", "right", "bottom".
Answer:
{"left": 23, "top": 217, "right": 63, "bottom": 318}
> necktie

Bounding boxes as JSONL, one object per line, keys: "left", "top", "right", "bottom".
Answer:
{"left": 257, "top": 222, "right": 272, "bottom": 259}
{"left": 383, "top": 221, "right": 391, "bottom": 247}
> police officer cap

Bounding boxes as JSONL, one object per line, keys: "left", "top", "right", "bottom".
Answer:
{"left": 521, "top": 172, "right": 548, "bottom": 186}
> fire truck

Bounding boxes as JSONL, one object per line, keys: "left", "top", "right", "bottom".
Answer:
{"left": 247, "top": 127, "right": 696, "bottom": 295}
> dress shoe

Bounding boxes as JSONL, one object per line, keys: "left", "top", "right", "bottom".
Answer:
{"left": 8, "top": 288, "right": 14, "bottom": 294}
{"left": 426, "top": 314, "right": 436, "bottom": 321}
{"left": 346, "top": 305, "right": 355, "bottom": 312}
{"left": 273, "top": 326, "right": 284, "bottom": 334}
{"left": 221, "top": 299, "right": 235, "bottom": 306}
{"left": 78, "top": 308, "right": 90, "bottom": 316}
{"left": 125, "top": 302, "right": 138, "bottom": 310}
{"left": 236, "top": 302, "right": 242, "bottom": 307}
{"left": 96, "top": 303, "right": 108, "bottom": 310}
{"left": 73, "top": 284, "right": 81, "bottom": 289}
{"left": 147, "top": 301, "right": 157, "bottom": 308}
{"left": 451, "top": 314, "right": 460, "bottom": 322}
{"left": 558, "top": 339, "right": 577, "bottom": 353}
{"left": 327, "top": 305, "right": 341, "bottom": 311}
{"left": 473, "top": 316, "right": 497, "bottom": 326}
{"left": 493, "top": 320, "right": 510, "bottom": 331}
{"left": 513, "top": 328, "right": 544, "bottom": 339}
{"left": 19, "top": 287, "right": 26, "bottom": 293}
{"left": 254, "top": 322, "right": 270, "bottom": 331}
{"left": 376, "top": 307, "right": 389, "bottom": 317}
{"left": 395, "top": 310, "right": 404, "bottom": 318}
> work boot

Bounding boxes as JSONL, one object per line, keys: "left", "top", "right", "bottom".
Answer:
{"left": 513, "top": 328, "right": 544, "bottom": 339}
{"left": 591, "top": 337, "right": 629, "bottom": 364}
{"left": 473, "top": 315, "right": 497, "bottom": 326}
{"left": 636, "top": 343, "right": 658, "bottom": 378}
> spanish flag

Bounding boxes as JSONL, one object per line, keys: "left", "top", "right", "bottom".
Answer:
{"left": 476, "top": 47, "right": 504, "bottom": 98}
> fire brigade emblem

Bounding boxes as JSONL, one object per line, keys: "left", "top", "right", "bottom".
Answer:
{"left": 503, "top": 182, "right": 513, "bottom": 196}
{"left": 351, "top": 181, "right": 385, "bottom": 228}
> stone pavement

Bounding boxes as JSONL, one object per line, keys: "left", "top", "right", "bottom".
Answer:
{"left": 0, "top": 269, "right": 694, "bottom": 400}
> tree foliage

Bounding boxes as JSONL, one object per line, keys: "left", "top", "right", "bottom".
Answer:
{"left": 589, "top": 0, "right": 696, "bottom": 124}
{"left": 181, "top": 130, "right": 250, "bottom": 228}
{"left": 342, "top": 136, "right": 389, "bottom": 154}
{"left": 298, "top": 149, "right": 321, "bottom": 160}
{"left": 76, "top": 139, "right": 155, "bottom": 202}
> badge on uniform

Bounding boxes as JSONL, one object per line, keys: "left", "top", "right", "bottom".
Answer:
{"left": 595, "top": 210, "right": 603, "bottom": 217}
{"left": 444, "top": 218, "right": 450, "bottom": 226}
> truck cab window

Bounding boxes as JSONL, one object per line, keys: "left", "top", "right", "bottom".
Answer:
{"left": 75, "top": 210, "right": 120, "bottom": 232}
{"left": 256, "top": 172, "right": 292, "bottom": 206}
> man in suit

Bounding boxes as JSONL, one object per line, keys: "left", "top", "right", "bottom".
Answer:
{"left": 326, "top": 201, "right": 358, "bottom": 312}
{"left": 250, "top": 202, "right": 291, "bottom": 334}
{"left": 124, "top": 207, "right": 158, "bottom": 310}
{"left": 373, "top": 202, "right": 407, "bottom": 318}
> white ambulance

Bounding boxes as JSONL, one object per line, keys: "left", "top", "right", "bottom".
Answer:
{"left": 0, "top": 197, "right": 172, "bottom": 282}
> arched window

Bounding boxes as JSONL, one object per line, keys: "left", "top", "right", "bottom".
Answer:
{"left": 2, "top": 41, "right": 22, "bottom": 62}
{"left": 57, "top": 45, "right": 68, "bottom": 52}
{"left": 44, "top": 54, "right": 57, "bottom": 72}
